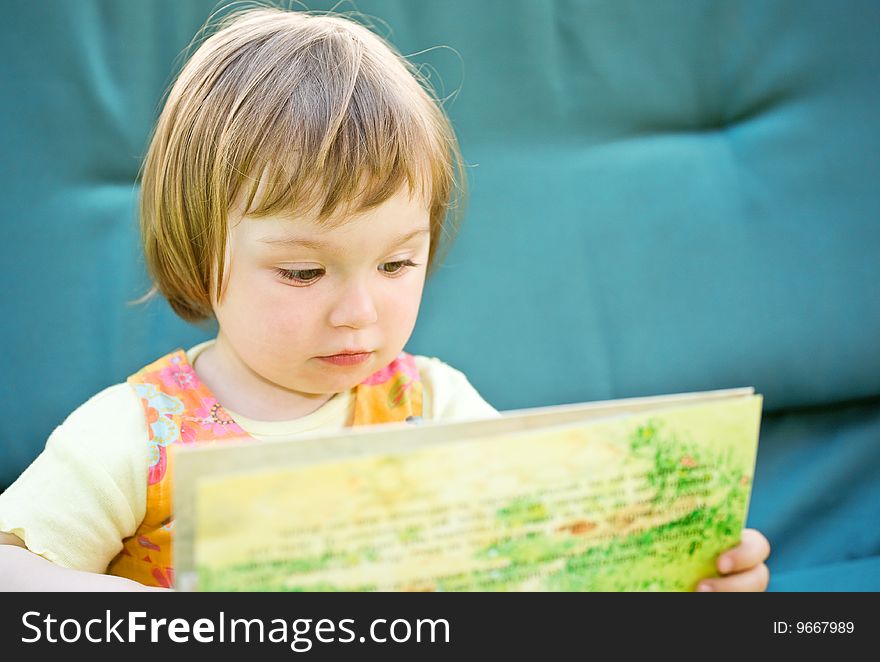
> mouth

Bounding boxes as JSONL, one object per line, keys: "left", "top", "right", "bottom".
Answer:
{"left": 317, "top": 351, "right": 373, "bottom": 367}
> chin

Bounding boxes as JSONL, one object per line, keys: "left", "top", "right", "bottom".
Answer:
{"left": 305, "top": 371, "right": 373, "bottom": 394}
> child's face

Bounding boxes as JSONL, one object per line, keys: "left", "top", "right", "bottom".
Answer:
{"left": 214, "top": 186, "right": 431, "bottom": 396}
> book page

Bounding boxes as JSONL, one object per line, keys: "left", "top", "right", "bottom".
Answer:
{"left": 172, "top": 387, "right": 754, "bottom": 574}
{"left": 182, "top": 394, "right": 762, "bottom": 591}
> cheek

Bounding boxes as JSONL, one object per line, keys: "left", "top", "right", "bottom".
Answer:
{"left": 220, "top": 270, "right": 314, "bottom": 340}
{"left": 381, "top": 275, "right": 426, "bottom": 331}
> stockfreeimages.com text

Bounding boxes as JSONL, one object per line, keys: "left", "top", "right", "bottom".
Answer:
{"left": 21, "top": 610, "right": 450, "bottom": 651}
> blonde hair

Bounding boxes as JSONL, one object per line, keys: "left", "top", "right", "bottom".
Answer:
{"left": 138, "top": 6, "right": 466, "bottom": 322}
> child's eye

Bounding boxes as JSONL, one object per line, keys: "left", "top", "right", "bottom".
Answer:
{"left": 275, "top": 267, "right": 325, "bottom": 285}
{"left": 379, "top": 259, "right": 418, "bottom": 276}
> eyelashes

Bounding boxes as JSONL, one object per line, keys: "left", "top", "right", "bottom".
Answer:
{"left": 275, "top": 267, "right": 325, "bottom": 284}
{"left": 275, "top": 260, "right": 419, "bottom": 286}
{"left": 379, "top": 259, "right": 418, "bottom": 275}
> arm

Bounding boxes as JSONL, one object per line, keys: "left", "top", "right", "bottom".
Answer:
{"left": 0, "top": 384, "right": 161, "bottom": 591}
{"left": 0, "top": 532, "right": 166, "bottom": 592}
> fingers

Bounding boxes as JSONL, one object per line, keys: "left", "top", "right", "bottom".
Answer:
{"left": 697, "top": 562, "right": 770, "bottom": 592}
{"left": 695, "top": 529, "right": 772, "bottom": 592}
{"left": 716, "top": 528, "right": 771, "bottom": 575}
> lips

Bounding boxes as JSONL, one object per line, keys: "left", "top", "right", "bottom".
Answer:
{"left": 317, "top": 351, "right": 373, "bottom": 367}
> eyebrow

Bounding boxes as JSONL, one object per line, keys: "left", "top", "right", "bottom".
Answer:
{"left": 258, "top": 227, "right": 430, "bottom": 251}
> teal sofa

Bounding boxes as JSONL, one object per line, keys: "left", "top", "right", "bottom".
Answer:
{"left": 1, "top": 0, "right": 877, "bottom": 591}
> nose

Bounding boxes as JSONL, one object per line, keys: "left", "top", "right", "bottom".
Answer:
{"left": 328, "top": 279, "right": 378, "bottom": 329}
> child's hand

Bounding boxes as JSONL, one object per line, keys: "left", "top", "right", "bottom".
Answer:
{"left": 697, "top": 528, "right": 771, "bottom": 592}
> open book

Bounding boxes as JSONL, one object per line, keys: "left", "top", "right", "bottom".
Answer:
{"left": 172, "top": 387, "right": 762, "bottom": 591}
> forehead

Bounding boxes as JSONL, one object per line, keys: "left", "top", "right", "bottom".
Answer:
{"left": 231, "top": 186, "right": 431, "bottom": 250}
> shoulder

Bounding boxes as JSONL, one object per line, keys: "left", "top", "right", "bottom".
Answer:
{"left": 55, "top": 383, "right": 147, "bottom": 446}
{"left": 46, "top": 382, "right": 150, "bottom": 507}
{"left": 411, "top": 355, "right": 499, "bottom": 422}
{"left": 411, "top": 354, "right": 469, "bottom": 385}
